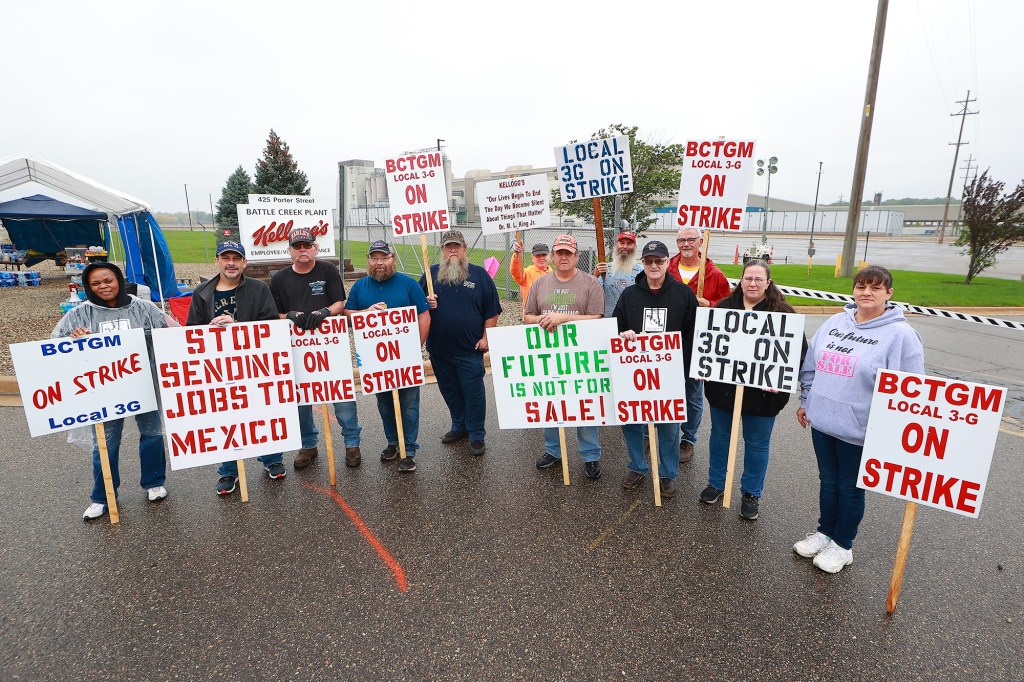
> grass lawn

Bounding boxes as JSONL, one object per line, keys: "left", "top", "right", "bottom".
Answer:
{"left": 161, "top": 232, "right": 1023, "bottom": 308}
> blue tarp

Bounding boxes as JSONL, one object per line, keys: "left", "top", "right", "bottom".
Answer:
{"left": 116, "top": 211, "right": 181, "bottom": 301}
{"left": 0, "top": 194, "right": 106, "bottom": 265}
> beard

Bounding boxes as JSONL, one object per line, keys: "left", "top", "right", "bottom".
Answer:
{"left": 437, "top": 255, "right": 469, "bottom": 285}
{"left": 370, "top": 261, "right": 396, "bottom": 282}
{"left": 610, "top": 249, "right": 639, "bottom": 276}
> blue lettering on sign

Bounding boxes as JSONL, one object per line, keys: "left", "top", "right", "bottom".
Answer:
{"left": 40, "top": 335, "right": 123, "bottom": 356}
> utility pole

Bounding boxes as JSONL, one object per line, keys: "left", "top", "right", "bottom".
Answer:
{"left": 808, "top": 161, "right": 823, "bottom": 273}
{"left": 938, "top": 91, "right": 978, "bottom": 244}
{"left": 841, "top": 0, "right": 888, "bottom": 277}
{"left": 956, "top": 153, "right": 977, "bottom": 227}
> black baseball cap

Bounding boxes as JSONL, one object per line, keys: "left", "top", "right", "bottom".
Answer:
{"left": 288, "top": 228, "right": 315, "bottom": 246}
{"left": 368, "top": 240, "right": 392, "bottom": 255}
{"left": 641, "top": 241, "right": 670, "bottom": 259}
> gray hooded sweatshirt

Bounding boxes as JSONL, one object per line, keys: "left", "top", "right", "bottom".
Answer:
{"left": 799, "top": 303, "right": 924, "bottom": 446}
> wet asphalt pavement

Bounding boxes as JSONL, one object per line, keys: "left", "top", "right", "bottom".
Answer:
{"left": 1, "top": 316, "right": 1022, "bottom": 681}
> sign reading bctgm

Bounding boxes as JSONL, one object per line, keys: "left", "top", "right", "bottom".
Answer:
{"left": 384, "top": 152, "right": 450, "bottom": 238}
{"left": 607, "top": 332, "right": 687, "bottom": 424}
{"left": 858, "top": 370, "right": 1005, "bottom": 518}
{"left": 349, "top": 306, "right": 425, "bottom": 395}
{"left": 553, "top": 135, "right": 633, "bottom": 202}
{"left": 689, "top": 308, "right": 804, "bottom": 392}
{"left": 11, "top": 329, "right": 158, "bottom": 437}
{"left": 677, "top": 138, "right": 757, "bottom": 231}
{"left": 289, "top": 316, "right": 355, "bottom": 406}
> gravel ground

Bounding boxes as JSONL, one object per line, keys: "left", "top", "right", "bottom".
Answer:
{"left": 0, "top": 262, "right": 524, "bottom": 375}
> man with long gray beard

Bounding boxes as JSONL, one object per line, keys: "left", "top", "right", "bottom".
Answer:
{"left": 593, "top": 229, "right": 644, "bottom": 317}
{"left": 420, "top": 231, "right": 502, "bottom": 456}
{"left": 344, "top": 240, "right": 431, "bottom": 472}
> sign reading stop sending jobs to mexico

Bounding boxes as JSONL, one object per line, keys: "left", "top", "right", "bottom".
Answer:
{"left": 858, "top": 370, "right": 1006, "bottom": 518}
{"left": 677, "top": 138, "right": 757, "bottom": 232}
{"left": 349, "top": 306, "right": 425, "bottom": 395}
{"left": 553, "top": 135, "right": 633, "bottom": 202}
{"left": 383, "top": 152, "right": 450, "bottom": 239}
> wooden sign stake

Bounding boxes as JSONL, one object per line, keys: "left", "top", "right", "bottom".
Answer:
{"left": 237, "top": 458, "right": 249, "bottom": 503}
{"left": 886, "top": 501, "right": 919, "bottom": 613}
{"left": 420, "top": 235, "right": 435, "bottom": 298}
{"left": 558, "top": 427, "right": 570, "bottom": 486}
{"left": 393, "top": 390, "right": 407, "bottom": 459}
{"left": 94, "top": 423, "right": 119, "bottom": 524}
{"left": 696, "top": 230, "right": 711, "bottom": 299}
{"left": 321, "top": 404, "right": 337, "bottom": 486}
{"left": 648, "top": 424, "right": 662, "bottom": 507}
{"left": 592, "top": 198, "right": 607, "bottom": 275}
{"left": 722, "top": 386, "right": 745, "bottom": 509}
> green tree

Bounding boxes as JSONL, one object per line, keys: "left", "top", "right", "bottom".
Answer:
{"left": 252, "top": 129, "right": 310, "bottom": 196}
{"left": 954, "top": 169, "right": 1024, "bottom": 284}
{"left": 550, "top": 124, "right": 684, "bottom": 251}
{"left": 215, "top": 166, "right": 254, "bottom": 227}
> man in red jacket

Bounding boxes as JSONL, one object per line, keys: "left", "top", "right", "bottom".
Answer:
{"left": 667, "top": 227, "right": 732, "bottom": 463}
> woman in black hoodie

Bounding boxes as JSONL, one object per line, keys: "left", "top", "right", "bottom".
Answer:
{"left": 699, "top": 260, "right": 805, "bottom": 520}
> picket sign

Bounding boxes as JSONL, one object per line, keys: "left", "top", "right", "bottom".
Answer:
{"left": 689, "top": 308, "right": 805, "bottom": 508}
{"left": 676, "top": 139, "right": 757, "bottom": 233}
{"left": 857, "top": 370, "right": 1006, "bottom": 612}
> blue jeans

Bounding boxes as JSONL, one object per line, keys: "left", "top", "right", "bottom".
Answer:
{"left": 217, "top": 453, "right": 282, "bottom": 477}
{"left": 812, "top": 428, "right": 866, "bottom": 550}
{"left": 544, "top": 426, "right": 601, "bottom": 462}
{"left": 707, "top": 405, "right": 775, "bottom": 498}
{"left": 376, "top": 387, "right": 420, "bottom": 456}
{"left": 90, "top": 411, "right": 165, "bottom": 504}
{"left": 681, "top": 376, "right": 704, "bottom": 444}
{"left": 623, "top": 423, "right": 680, "bottom": 481}
{"left": 297, "top": 402, "right": 361, "bottom": 449}
{"left": 430, "top": 352, "right": 487, "bottom": 441}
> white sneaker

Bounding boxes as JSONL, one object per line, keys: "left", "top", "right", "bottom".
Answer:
{"left": 793, "top": 531, "right": 832, "bottom": 558}
{"left": 83, "top": 503, "right": 107, "bottom": 520}
{"left": 146, "top": 486, "right": 168, "bottom": 502}
{"left": 813, "top": 541, "right": 854, "bottom": 574}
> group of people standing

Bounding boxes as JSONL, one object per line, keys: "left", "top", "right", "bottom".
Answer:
{"left": 52, "top": 225, "right": 924, "bottom": 575}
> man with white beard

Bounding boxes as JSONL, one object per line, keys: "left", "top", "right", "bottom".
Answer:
{"left": 420, "top": 231, "right": 502, "bottom": 456}
{"left": 593, "top": 230, "right": 644, "bottom": 318}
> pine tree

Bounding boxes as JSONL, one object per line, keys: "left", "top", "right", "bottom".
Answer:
{"left": 252, "top": 129, "right": 310, "bottom": 196}
{"left": 215, "top": 166, "right": 254, "bottom": 227}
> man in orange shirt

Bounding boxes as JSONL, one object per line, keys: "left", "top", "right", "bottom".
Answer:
{"left": 509, "top": 241, "right": 550, "bottom": 319}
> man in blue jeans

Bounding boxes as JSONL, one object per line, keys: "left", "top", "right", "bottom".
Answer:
{"left": 270, "top": 229, "right": 362, "bottom": 471}
{"left": 187, "top": 241, "right": 290, "bottom": 494}
{"left": 420, "top": 231, "right": 502, "bottom": 456}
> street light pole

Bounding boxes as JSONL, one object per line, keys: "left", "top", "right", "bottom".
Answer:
{"left": 809, "top": 161, "right": 823, "bottom": 273}
{"left": 756, "top": 157, "right": 779, "bottom": 245}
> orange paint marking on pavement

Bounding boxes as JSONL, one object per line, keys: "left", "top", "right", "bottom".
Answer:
{"left": 305, "top": 483, "right": 409, "bottom": 592}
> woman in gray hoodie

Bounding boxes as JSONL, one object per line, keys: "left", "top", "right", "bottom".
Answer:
{"left": 52, "top": 262, "right": 169, "bottom": 521}
{"left": 793, "top": 265, "right": 924, "bottom": 574}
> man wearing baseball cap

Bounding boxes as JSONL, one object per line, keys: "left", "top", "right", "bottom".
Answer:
{"left": 345, "top": 239, "right": 431, "bottom": 473}
{"left": 593, "top": 228, "right": 643, "bottom": 317}
{"left": 612, "top": 240, "right": 698, "bottom": 498}
{"left": 420, "top": 231, "right": 502, "bottom": 456}
{"left": 187, "top": 241, "right": 286, "bottom": 494}
{"left": 510, "top": 241, "right": 550, "bottom": 319}
{"left": 523, "top": 233, "right": 606, "bottom": 480}
{"left": 270, "top": 227, "right": 362, "bottom": 471}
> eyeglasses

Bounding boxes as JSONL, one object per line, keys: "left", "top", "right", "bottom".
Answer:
{"left": 676, "top": 237, "right": 699, "bottom": 244}
{"left": 642, "top": 258, "right": 668, "bottom": 266}
{"left": 741, "top": 277, "right": 767, "bottom": 284}
{"left": 368, "top": 255, "right": 393, "bottom": 263}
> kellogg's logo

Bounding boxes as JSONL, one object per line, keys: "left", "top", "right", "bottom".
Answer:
{"left": 251, "top": 220, "right": 330, "bottom": 247}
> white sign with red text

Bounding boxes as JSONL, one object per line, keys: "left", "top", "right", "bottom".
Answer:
{"left": 553, "top": 135, "right": 633, "bottom": 202}
{"left": 349, "top": 306, "right": 425, "bottom": 395}
{"left": 607, "top": 332, "right": 687, "bottom": 425}
{"left": 290, "top": 316, "right": 355, "bottom": 406}
{"left": 476, "top": 174, "right": 552, "bottom": 235}
{"left": 11, "top": 329, "right": 158, "bottom": 437}
{"left": 152, "top": 320, "right": 301, "bottom": 470}
{"left": 236, "top": 194, "right": 335, "bottom": 261}
{"left": 689, "top": 308, "right": 804, "bottom": 392}
{"left": 384, "top": 152, "right": 450, "bottom": 239}
{"left": 487, "top": 319, "right": 617, "bottom": 429}
{"left": 858, "top": 370, "right": 1005, "bottom": 518}
{"left": 677, "top": 139, "right": 757, "bottom": 231}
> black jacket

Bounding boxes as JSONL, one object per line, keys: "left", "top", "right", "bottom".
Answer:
{"left": 186, "top": 274, "right": 279, "bottom": 325}
{"left": 703, "top": 295, "right": 808, "bottom": 417}
{"left": 612, "top": 272, "right": 698, "bottom": 374}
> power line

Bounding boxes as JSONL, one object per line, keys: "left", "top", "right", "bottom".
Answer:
{"left": 938, "top": 90, "right": 978, "bottom": 244}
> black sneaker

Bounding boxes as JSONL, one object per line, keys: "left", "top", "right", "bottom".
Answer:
{"left": 264, "top": 462, "right": 286, "bottom": 479}
{"left": 398, "top": 457, "right": 416, "bottom": 473}
{"left": 584, "top": 461, "right": 601, "bottom": 480}
{"left": 699, "top": 485, "right": 723, "bottom": 504}
{"left": 381, "top": 444, "right": 399, "bottom": 462}
{"left": 469, "top": 440, "right": 485, "bottom": 456}
{"left": 217, "top": 476, "right": 238, "bottom": 495}
{"left": 536, "top": 453, "right": 560, "bottom": 469}
{"left": 441, "top": 430, "right": 468, "bottom": 444}
{"left": 740, "top": 493, "right": 760, "bottom": 520}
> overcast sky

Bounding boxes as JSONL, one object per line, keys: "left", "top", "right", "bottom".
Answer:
{"left": 3, "top": 0, "right": 1020, "bottom": 213}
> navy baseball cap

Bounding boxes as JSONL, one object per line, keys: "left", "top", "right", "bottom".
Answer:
{"left": 216, "top": 241, "right": 245, "bottom": 257}
{"left": 641, "top": 241, "right": 670, "bottom": 259}
{"left": 368, "top": 240, "right": 392, "bottom": 255}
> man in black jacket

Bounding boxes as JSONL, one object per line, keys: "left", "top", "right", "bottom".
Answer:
{"left": 612, "top": 240, "right": 698, "bottom": 498}
{"left": 186, "top": 241, "right": 286, "bottom": 494}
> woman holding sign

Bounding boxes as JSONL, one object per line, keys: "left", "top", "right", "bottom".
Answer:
{"left": 794, "top": 265, "right": 924, "bottom": 573}
{"left": 701, "top": 260, "right": 805, "bottom": 521}
{"left": 52, "top": 262, "right": 170, "bottom": 521}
